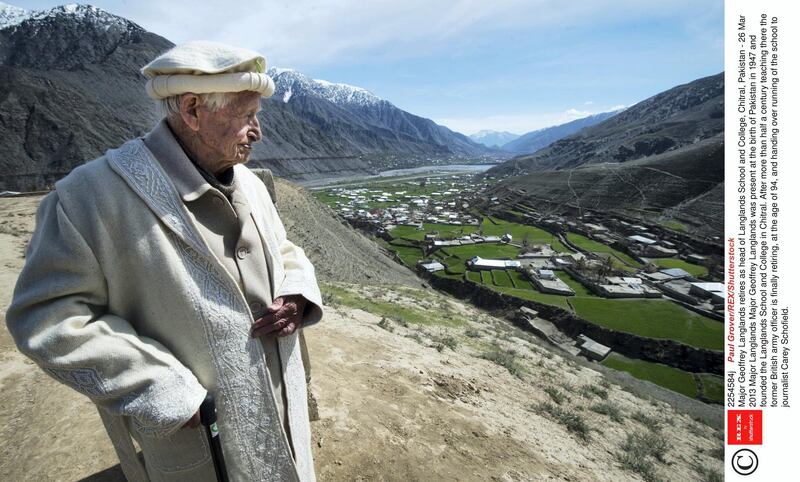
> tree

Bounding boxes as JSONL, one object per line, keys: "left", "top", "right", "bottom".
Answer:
{"left": 599, "top": 256, "right": 614, "bottom": 278}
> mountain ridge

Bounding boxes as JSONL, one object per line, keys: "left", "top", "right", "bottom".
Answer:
{"left": 489, "top": 72, "right": 723, "bottom": 175}
{"left": 0, "top": 3, "right": 496, "bottom": 191}
{"left": 501, "top": 110, "right": 622, "bottom": 155}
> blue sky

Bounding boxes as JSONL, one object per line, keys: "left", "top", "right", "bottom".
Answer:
{"left": 14, "top": 1, "right": 723, "bottom": 135}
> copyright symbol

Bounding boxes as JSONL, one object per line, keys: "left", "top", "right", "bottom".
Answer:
{"left": 732, "top": 449, "right": 758, "bottom": 476}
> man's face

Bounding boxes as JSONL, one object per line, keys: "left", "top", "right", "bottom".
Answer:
{"left": 195, "top": 91, "right": 263, "bottom": 173}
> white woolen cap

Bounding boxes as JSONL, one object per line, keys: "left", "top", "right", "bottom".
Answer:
{"left": 141, "top": 41, "right": 275, "bottom": 100}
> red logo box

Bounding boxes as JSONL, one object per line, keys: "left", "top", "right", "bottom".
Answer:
{"left": 728, "top": 410, "right": 763, "bottom": 445}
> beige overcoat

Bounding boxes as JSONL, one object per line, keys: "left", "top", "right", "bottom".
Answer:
{"left": 5, "top": 136, "right": 323, "bottom": 482}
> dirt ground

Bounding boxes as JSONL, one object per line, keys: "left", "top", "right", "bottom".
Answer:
{"left": 0, "top": 196, "right": 724, "bottom": 481}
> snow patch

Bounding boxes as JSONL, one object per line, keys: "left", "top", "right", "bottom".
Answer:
{"left": 0, "top": 2, "right": 30, "bottom": 29}
{"left": 269, "top": 66, "right": 382, "bottom": 108}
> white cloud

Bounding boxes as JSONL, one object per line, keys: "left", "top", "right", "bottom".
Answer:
{"left": 565, "top": 108, "right": 592, "bottom": 117}
{"left": 87, "top": 0, "right": 702, "bottom": 68}
{"left": 436, "top": 105, "right": 626, "bottom": 135}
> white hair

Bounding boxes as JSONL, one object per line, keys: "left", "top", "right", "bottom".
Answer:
{"left": 159, "top": 92, "right": 236, "bottom": 119}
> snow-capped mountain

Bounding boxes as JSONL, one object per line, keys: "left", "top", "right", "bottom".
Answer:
{"left": 258, "top": 67, "right": 492, "bottom": 160}
{"left": 1, "top": 3, "right": 135, "bottom": 32}
{"left": 1, "top": 3, "right": 152, "bottom": 71}
{"left": 0, "top": 3, "right": 172, "bottom": 190}
{"left": 469, "top": 130, "right": 520, "bottom": 148}
{"left": 0, "top": 3, "right": 494, "bottom": 190}
{"left": 270, "top": 68, "right": 382, "bottom": 108}
{"left": 0, "top": 2, "right": 28, "bottom": 29}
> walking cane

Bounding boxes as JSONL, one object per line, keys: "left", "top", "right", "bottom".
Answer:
{"left": 200, "top": 394, "right": 230, "bottom": 482}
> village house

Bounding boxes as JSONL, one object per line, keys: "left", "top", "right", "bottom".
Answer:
{"left": 596, "top": 276, "right": 662, "bottom": 298}
{"left": 466, "top": 256, "right": 521, "bottom": 271}
{"left": 527, "top": 268, "right": 575, "bottom": 296}
{"left": 418, "top": 261, "right": 446, "bottom": 273}
{"left": 577, "top": 334, "right": 612, "bottom": 361}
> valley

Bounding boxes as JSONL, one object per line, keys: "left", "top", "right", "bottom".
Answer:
{"left": 313, "top": 171, "right": 725, "bottom": 405}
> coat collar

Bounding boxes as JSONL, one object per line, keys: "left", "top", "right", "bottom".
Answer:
{"left": 143, "top": 119, "right": 216, "bottom": 202}
{"left": 106, "top": 134, "right": 213, "bottom": 260}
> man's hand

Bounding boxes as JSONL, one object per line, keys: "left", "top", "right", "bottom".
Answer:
{"left": 251, "top": 295, "right": 306, "bottom": 338}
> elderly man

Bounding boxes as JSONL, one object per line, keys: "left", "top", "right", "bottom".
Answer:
{"left": 5, "top": 41, "right": 322, "bottom": 482}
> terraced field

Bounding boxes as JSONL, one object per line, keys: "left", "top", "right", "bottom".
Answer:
{"left": 602, "top": 353, "right": 724, "bottom": 404}
{"left": 570, "top": 298, "right": 723, "bottom": 350}
{"left": 481, "top": 216, "right": 571, "bottom": 253}
{"left": 602, "top": 353, "right": 698, "bottom": 399}
{"left": 566, "top": 232, "right": 642, "bottom": 269}
{"left": 650, "top": 257, "right": 709, "bottom": 277}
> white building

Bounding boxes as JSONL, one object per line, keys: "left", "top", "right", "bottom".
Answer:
{"left": 466, "top": 256, "right": 521, "bottom": 271}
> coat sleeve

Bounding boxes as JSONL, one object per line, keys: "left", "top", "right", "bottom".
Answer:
{"left": 259, "top": 184, "right": 324, "bottom": 327}
{"left": 5, "top": 193, "right": 207, "bottom": 438}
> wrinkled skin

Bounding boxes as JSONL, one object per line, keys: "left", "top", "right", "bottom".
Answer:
{"left": 168, "top": 90, "right": 263, "bottom": 175}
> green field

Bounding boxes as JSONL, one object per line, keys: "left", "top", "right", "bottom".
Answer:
{"left": 391, "top": 223, "right": 478, "bottom": 241}
{"left": 488, "top": 284, "right": 571, "bottom": 309}
{"left": 508, "top": 270, "right": 533, "bottom": 289}
{"left": 697, "top": 373, "right": 724, "bottom": 403}
{"left": 660, "top": 220, "right": 687, "bottom": 232}
{"left": 570, "top": 298, "right": 723, "bottom": 350}
{"left": 602, "top": 353, "right": 698, "bottom": 399}
{"left": 466, "top": 271, "right": 482, "bottom": 283}
{"left": 443, "top": 243, "right": 520, "bottom": 260}
{"left": 442, "top": 256, "right": 467, "bottom": 273}
{"left": 559, "top": 271, "right": 593, "bottom": 296}
{"left": 566, "top": 232, "right": 642, "bottom": 268}
{"left": 382, "top": 235, "right": 721, "bottom": 352}
{"left": 386, "top": 242, "right": 424, "bottom": 268}
{"left": 492, "top": 270, "right": 514, "bottom": 287}
{"left": 651, "top": 258, "right": 708, "bottom": 277}
{"left": 481, "top": 217, "right": 571, "bottom": 253}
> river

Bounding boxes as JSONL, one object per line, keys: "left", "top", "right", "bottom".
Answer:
{"left": 301, "top": 164, "right": 497, "bottom": 189}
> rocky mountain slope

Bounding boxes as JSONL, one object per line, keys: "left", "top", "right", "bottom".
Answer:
{"left": 0, "top": 4, "right": 172, "bottom": 191}
{"left": 489, "top": 73, "right": 723, "bottom": 175}
{"left": 1, "top": 187, "right": 723, "bottom": 481}
{"left": 0, "top": 3, "right": 494, "bottom": 191}
{"left": 488, "top": 134, "right": 724, "bottom": 237}
{"left": 501, "top": 110, "right": 622, "bottom": 155}
{"left": 251, "top": 68, "right": 493, "bottom": 164}
{"left": 484, "top": 73, "right": 724, "bottom": 236}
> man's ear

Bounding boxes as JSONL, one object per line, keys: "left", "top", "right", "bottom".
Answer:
{"left": 179, "top": 94, "right": 202, "bottom": 131}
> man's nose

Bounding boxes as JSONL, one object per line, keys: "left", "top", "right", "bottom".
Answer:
{"left": 249, "top": 117, "right": 262, "bottom": 142}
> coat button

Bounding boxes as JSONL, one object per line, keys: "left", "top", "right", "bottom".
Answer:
{"left": 250, "top": 301, "right": 263, "bottom": 313}
{"left": 237, "top": 246, "right": 249, "bottom": 259}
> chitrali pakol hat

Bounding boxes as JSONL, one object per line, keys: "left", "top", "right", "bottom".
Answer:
{"left": 141, "top": 40, "right": 275, "bottom": 100}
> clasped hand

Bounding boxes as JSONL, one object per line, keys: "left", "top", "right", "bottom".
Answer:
{"left": 250, "top": 294, "right": 306, "bottom": 338}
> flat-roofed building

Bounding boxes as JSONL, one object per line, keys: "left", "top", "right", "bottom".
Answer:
{"left": 628, "top": 234, "right": 657, "bottom": 245}
{"left": 577, "top": 335, "right": 611, "bottom": 361}
{"left": 418, "top": 261, "right": 445, "bottom": 273}
{"left": 466, "top": 256, "right": 522, "bottom": 271}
